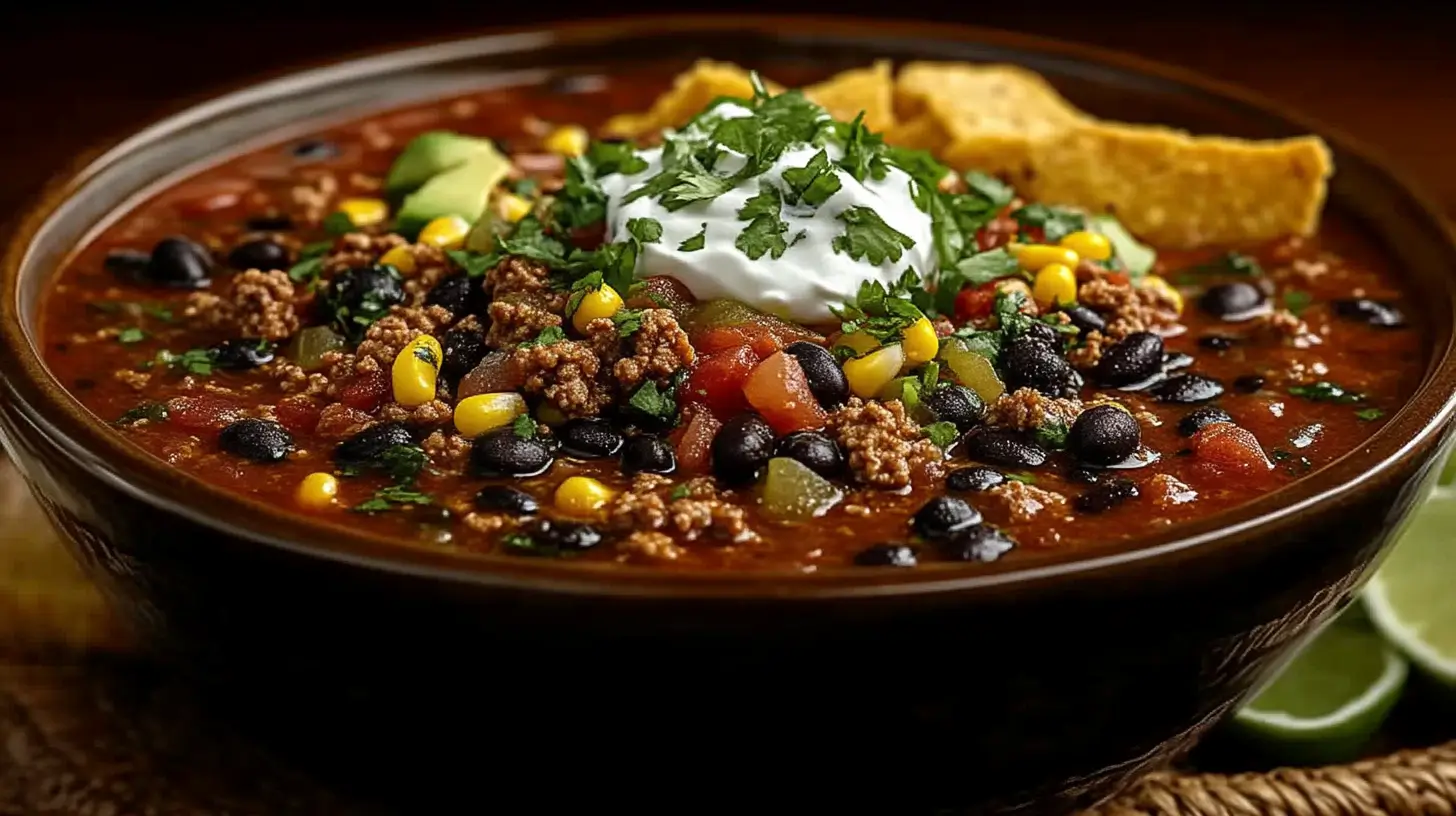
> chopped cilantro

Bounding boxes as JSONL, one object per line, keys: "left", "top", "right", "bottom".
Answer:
{"left": 299, "top": 240, "right": 333, "bottom": 259}
{"left": 832, "top": 206, "right": 916, "bottom": 265}
{"left": 962, "top": 172, "right": 1016, "bottom": 212}
{"left": 1005, "top": 473, "right": 1037, "bottom": 485}
{"left": 612, "top": 308, "right": 645, "bottom": 338}
{"left": 565, "top": 271, "right": 605, "bottom": 318}
{"left": 922, "top": 421, "right": 960, "bottom": 449}
{"left": 949, "top": 328, "right": 1002, "bottom": 362}
{"left": 117, "top": 327, "right": 146, "bottom": 344}
{"left": 992, "top": 289, "right": 1034, "bottom": 339}
{"left": 512, "top": 178, "right": 539, "bottom": 198}
{"left": 1010, "top": 204, "right": 1086, "bottom": 243}
{"left": 933, "top": 248, "right": 1021, "bottom": 315}
{"left": 627, "top": 217, "right": 663, "bottom": 244}
{"left": 114, "top": 402, "right": 168, "bottom": 426}
{"left": 412, "top": 344, "right": 439, "bottom": 367}
{"left": 1176, "top": 252, "right": 1263, "bottom": 285}
{"left": 353, "top": 484, "right": 434, "bottom": 514}
{"left": 1356, "top": 408, "right": 1386, "bottom": 422}
{"left": 512, "top": 414, "right": 538, "bottom": 439}
{"left": 919, "top": 361, "right": 942, "bottom": 391}
{"left": 736, "top": 182, "right": 790, "bottom": 261}
{"left": 782, "top": 148, "right": 843, "bottom": 207}
{"left": 669, "top": 483, "right": 692, "bottom": 501}
{"left": 832, "top": 270, "right": 926, "bottom": 343}
{"left": 628, "top": 380, "right": 676, "bottom": 419}
{"left": 447, "top": 249, "right": 496, "bottom": 278}
{"left": 834, "top": 112, "right": 891, "bottom": 183}
{"left": 148, "top": 347, "right": 215, "bottom": 376}
{"left": 288, "top": 256, "right": 325, "bottom": 284}
{"left": 1033, "top": 417, "right": 1069, "bottom": 450}
{"left": 379, "top": 444, "right": 428, "bottom": 484}
{"left": 1283, "top": 290, "right": 1313, "bottom": 315}
{"left": 322, "top": 211, "right": 355, "bottom": 237}
{"left": 1289, "top": 381, "right": 1364, "bottom": 404}
{"left": 501, "top": 532, "right": 539, "bottom": 553}
{"left": 678, "top": 223, "right": 708, "bottom": 252}
{"left": 518, "top": 326, "right": 566, "bottom": 349}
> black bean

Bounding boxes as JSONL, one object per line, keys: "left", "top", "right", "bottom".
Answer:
{"left": 136, "top": 237, "right": 213, "bottom": 289}
{"left": 912, "top": 496, "right": 983, "bottom": 540}
{"left": 1058, "top": 366, "right": 1085, "bottom": 400}
{"left": 620, "top": 435, "right": 677, "bottom": 475}
{"left": 782, "top": 341, "right": 850, "bottom": 408}
{"left": 920, "top": 384, "right": 986, "bottom": 431}
{"left": 960, "top": 428, "right": 1047, "bottom": 468}
{"left": 1074, "top": 478, "right": 1139, "bottom": 514}
{"left": 335, "top": 422, "right": 414, "bottom": 468}
{"left": 536, "top": 520, "right": 603, "bottom": 553}
{"left": 1060, "top": 305, "right": 1107, "bottom": 335}
{"left": 473, "top": 485, "right": 539, "bottom": 515}
{"left": 1001, "top": 337, "right": 1073, "bottom": 396}
{"left": 218, "top": 418, "right": 293, "bottom": 463}
{"left": 244, "top": 214, "right": 295, "bottom": 231}
{"left": 1022, "top": 321, "right": 1063, "bottom": 347}
{"left": 1199, "top": 282, "right": 1266, "bottom": 320}
{"left": 555, "top": 418, "right": 624, "bottom": 459}
{"left": 323, "top": 265, "right": 406, "bottom": 342}
{"left": 1178, "top": 406, "right": 1233, "bottom": 437}
{"left": 1232, "top": 374, "right": 1266, "bottom": 394}
{"left": 439, "top": 328, "right": 488, "bottom": 389}
{"left": 946, "top": 466, "right": 1005, "bottom": 492}
{"left": 1068, "top": 405, "right": 1142, "bottom": 466}
{"left": 471, "top": 427, "right": 555, "bottom": 478}
{"left": 1067, "top": 465, "right": 1102, "bottom": 485}
{"left": 853, "top": 543, "right": 918, "bottom": 567}
{"left": 290, "top": 139, "right": 339, "bottom": 161}
{"left": 425, "top": 272, "right": 485, "bottom": 317}
{"left": 1333, "top": 298, "right": 1407, "bottom": 328}
{"left": 103, "top": 248, "right": 150, "bottom": 277}
{"left": 226, "top": 238, "right": 291, "bottom": 271}
{"left": 1095, "top": 332, "right": 1164, "bottom": 387}
{"left": 711, "top": 414, "right": 776, "bottom": 486}
{"left": 940, "top": 525, "right": 1016, "bottom": 562}
{"left": 1198, "top": 334, "right": 1239, "bottom": 351}
{"left": 1150, "top": 374, "right": 1225, "bottom": 404}
{"left": 209, "top": 338, "right": 275, "bottom": 370}
{"left": 773, "top": 431, "right": 844, "bottom": 479}
{"left": 1163, "top": 352, "right": 1194, "bottom": 371}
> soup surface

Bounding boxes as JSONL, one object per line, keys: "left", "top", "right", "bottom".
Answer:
{"left": 38, "top": 62, "right": 1424, "bottom": 571}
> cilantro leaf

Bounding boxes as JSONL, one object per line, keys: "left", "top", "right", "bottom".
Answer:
{"left": 781, "top": 148, "right": 842, "bottom": 207}
{"left": 1283, "top": 290, "right": 1313, "bottom": 315}
{"left": 352, "top": 484, "right": 434, "bottom": 514}
{"left": 669, "top": 483, "right": 691, "bottom": 501}
{"left": 114, "top": 402, "right": 169, "bottom": 426}
{"left": 379, "top": 444, "right": 428, "bottom": 485}
{"left": 1032, "top": 417, "right": 1069, "bottom": 450}
{"left": 736, "top": 182, "right": 789, "bottom": 261}
{"left": 962, "top": 172, "right": 1015, "bottom": 211}
{"left": 1356, "top": 408, "right": 1385, "bottom": 421}
{"left": 678, "top": 223, "right": 708, "bottom": 252}
{"left": 322, "top": 211, "right": 355, "bottom": 237}
{"left": 149, "top": 347, "right": 215, "bottom": 376}
{"left": 553, "top": 140, "right": 648, "bottom": 230}
{"left": 512, "top": 414, "right": 537, "bottom": 439}
{"left": 832, "top": 273, "right": 927, "bottom": 343}
{"left": 1289, "top": 381, "right": 1364, "bottom": 404}
{"left": 922, "top": 421, "right": 960, "bottom": 449}
{"left": 1176, "top": 252, "right": 1264, "bottom": 285}
{"left": 628, "top": 380, "right": 677, "bottom": 419}
{"left": 288, "top": 256, "right": 325, "bottom": 284}
{"left": 518, "top": 326, "right": 566, "bottom": 348}
{"left": 612, "top": 308, "right": 644, "bottom": 338}
{"left": 628, "top": 217, "right": 663, "bottom": 243}
{"left": 834, "top": 112, "right": 890, "bottom": 183}
{"left": 447, "top": 249, "right": 496, "bottom": 278}
{"left": 117, "top": 327, "right": 146, "bottom": 344}
{"left": 1005, "top": 472, "right": 1037, "bottom": 485}
{"left": 565, "top": 271, "right": 604, "bottom": 318}
{"left": 992, "top": 290, "right": 1033, "bottom": 340}
{"left": 933, "top": 248, "right": 1021, "bottom": 316}
{"left": 832, "top": 206, "right": 915, "bottom": 265}
{"left": 494, "top": 217, "right": 573, "bottom": 269}
{"left": 1011, "top": 204, "right": 1086, "bottom": 243}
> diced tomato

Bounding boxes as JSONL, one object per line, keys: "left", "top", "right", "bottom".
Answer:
{"left": 625, "top": 275, "right": 697, "bottom": 319}
{"left": 1191, "top": 422, "right": 1273, "bottom": 475}
{"left": 954, "top": 282, "right": 999, "bottom": 322}
{"left": 165, "top": 394, "right": 244, "bottom": 434}
{"left": 742, "top": 351, "right": 827, "bottom": 434}
{"left": 694, "top": 324, "right": 786, "bottom": 358}
{"left": 1104, "top": 271, "right": 1131, "bottom": 286}
{"left": 274, "top": 396, "right": 323, "bottom": 436}
{"left": 673, "top": 408, "right": 721, "bottom": 475}
{"left": 683, "top": 345, "right": 759, "bottom": 419}
{"left": 568, "top": 222, "right": 607, "bottom": 252}
{"left": 975, "top": 215, "right": 1019, "bottom": 251}
{"left": 337, "top": 371, "right": 389, "bottom": 412}
{"left": 684, "top": 300, "right": 821, "bottom": 354}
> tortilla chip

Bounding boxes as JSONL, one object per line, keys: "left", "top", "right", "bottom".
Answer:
{"left": 1025, "top": 123, "right": 1334, "bottom": 248}
{"left": 883, "top": 113, "right": 950, "bottom": 153}
{"left": 601, "top": 61, "right": 784, "bottom": 139}
{"left": 896, "top": 61, "right": 1086, "bottom": 177}
{"left": 804, "top": 60, "right": 896, "bottom": 133}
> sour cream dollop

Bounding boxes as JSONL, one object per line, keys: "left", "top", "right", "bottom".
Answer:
{"left": 599, "top": 104, "right": 936, "bottom": 325}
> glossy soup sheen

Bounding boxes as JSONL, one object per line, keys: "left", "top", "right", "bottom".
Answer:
{"left": 37, "top": 66, "right": 1425, "bottom": 571}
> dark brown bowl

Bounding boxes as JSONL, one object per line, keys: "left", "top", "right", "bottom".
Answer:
{"left": 4, "top": 14, "right": 1456, "bottom": 813}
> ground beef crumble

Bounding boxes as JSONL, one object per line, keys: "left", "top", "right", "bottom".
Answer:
{"left": 985, "top": 481, "right": 1070, "bottom": 524}
{"left": 321, "top": 232, "right": 406, "bottom": 276}
{"left": 379, "top": 399, "right": 453, "bottom": 426}
{"left": 506, "top": 339, "right": 610, "bottom": 417}
{"left": 398, "top": 244, "right": 455, "bottom": 304}
{"left": 342, "top": 305, "right": 453, "bottom": 378}
{"left": 613, "top": 309, "right": 695, "bottom": 391}
{"left": 1067, "top": 330, "right": 1107, "bottom": 369}
{"left": 1077, "top": 278, "right": 1180, "bottom": 340}
{"left": 617, "top": 531, "right": 686, "bottom": 562}
{"left": 486, "top": 299, "right": 562, "bottom": 347}
{"left": 1251, "top": 309, "right": 1322, "bottom": 347}
{"left": 314, "top": 404, "right": 372, "bottom": 439}
{"left": 985, "top": 388, "right": 1084, "bottom": 431}
{"left": 183, "top": 268, "right": 300, "bottom": 341}
{"left": 825, "top": 397, "right": 944, "bottom": 489}
{"left": 421, "top": 430, "right": 473, "bottom": 473}
{"left": 607, "top": 475, "right": 757, "bottom": 544}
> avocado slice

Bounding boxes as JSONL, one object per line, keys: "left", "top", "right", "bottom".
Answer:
{"left": 395, "top": 153, "right": 512, "bottom": 238}
{"left": 384, "top": 131, "right": 505, "bottom": 197}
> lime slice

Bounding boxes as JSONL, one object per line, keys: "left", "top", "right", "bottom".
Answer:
{"left": 1229, "top": 612, "right": 1407, "bottom": 764}
{"left": 1365, "top": 479, "right": 1456, "bottom": 685}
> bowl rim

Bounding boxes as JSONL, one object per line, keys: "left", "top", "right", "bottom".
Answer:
{"left": 5, "top": 12, "right": 1456, "bottom": 599}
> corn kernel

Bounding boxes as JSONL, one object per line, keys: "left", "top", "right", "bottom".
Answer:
{"left": 378, "top": 245, "right": 416, "bottom": 275}
{"left": 544, "top": 125, "right": 590, "bottom": 158}
{"left": 901, "top": 316, "right": 940, "bottom": 365}
{"left": 337, "top": 197, "right": 388, "bottom": 228}
{"left": 295, "top": 472, "right": 339, "bottom": 510}
{"left": 1032, "top": 263, "right": 1078, "bottom": 309}
{"left": 1059, "top": 230, "right": 1112, "bottom": 262}
{"left": 455, "top": 392, "right": 528, "bottom": 437}
{"left": 417, "top": 215, "right": 471, "bottom": 250}
{"left": 1139, "top": 275, "right": 1184, "bottom": 314}
{"left": 843, "top": 343, "right": 907, "bottom": 399}
{"left": 1011, "top": 243, "right": 1080, "bottom": 272}
{"left": 571, "top": 283, "right": 624, "bottom": 333}
{"left": 835, "top": 330, "right": 880, "bottom": 356}
{"left": 391, "top": 334, "right": 442, "bottom": 407}
{"left": 496, "top": 193, "right": 533, "bottom": 223}
{"left": 554, "top": 476, "right": 616, "bottom": 516}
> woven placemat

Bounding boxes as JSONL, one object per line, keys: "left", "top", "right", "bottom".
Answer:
{"left": 3, "top": 457, "right": 1453, "bottom": 816}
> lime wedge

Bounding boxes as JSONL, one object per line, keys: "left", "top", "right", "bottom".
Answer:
{"left": 1230, "top": 612, "right": 1407, "bottom": 764}
{"left": 1365, "top": 480, "right": 1456, "bottom": 686}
